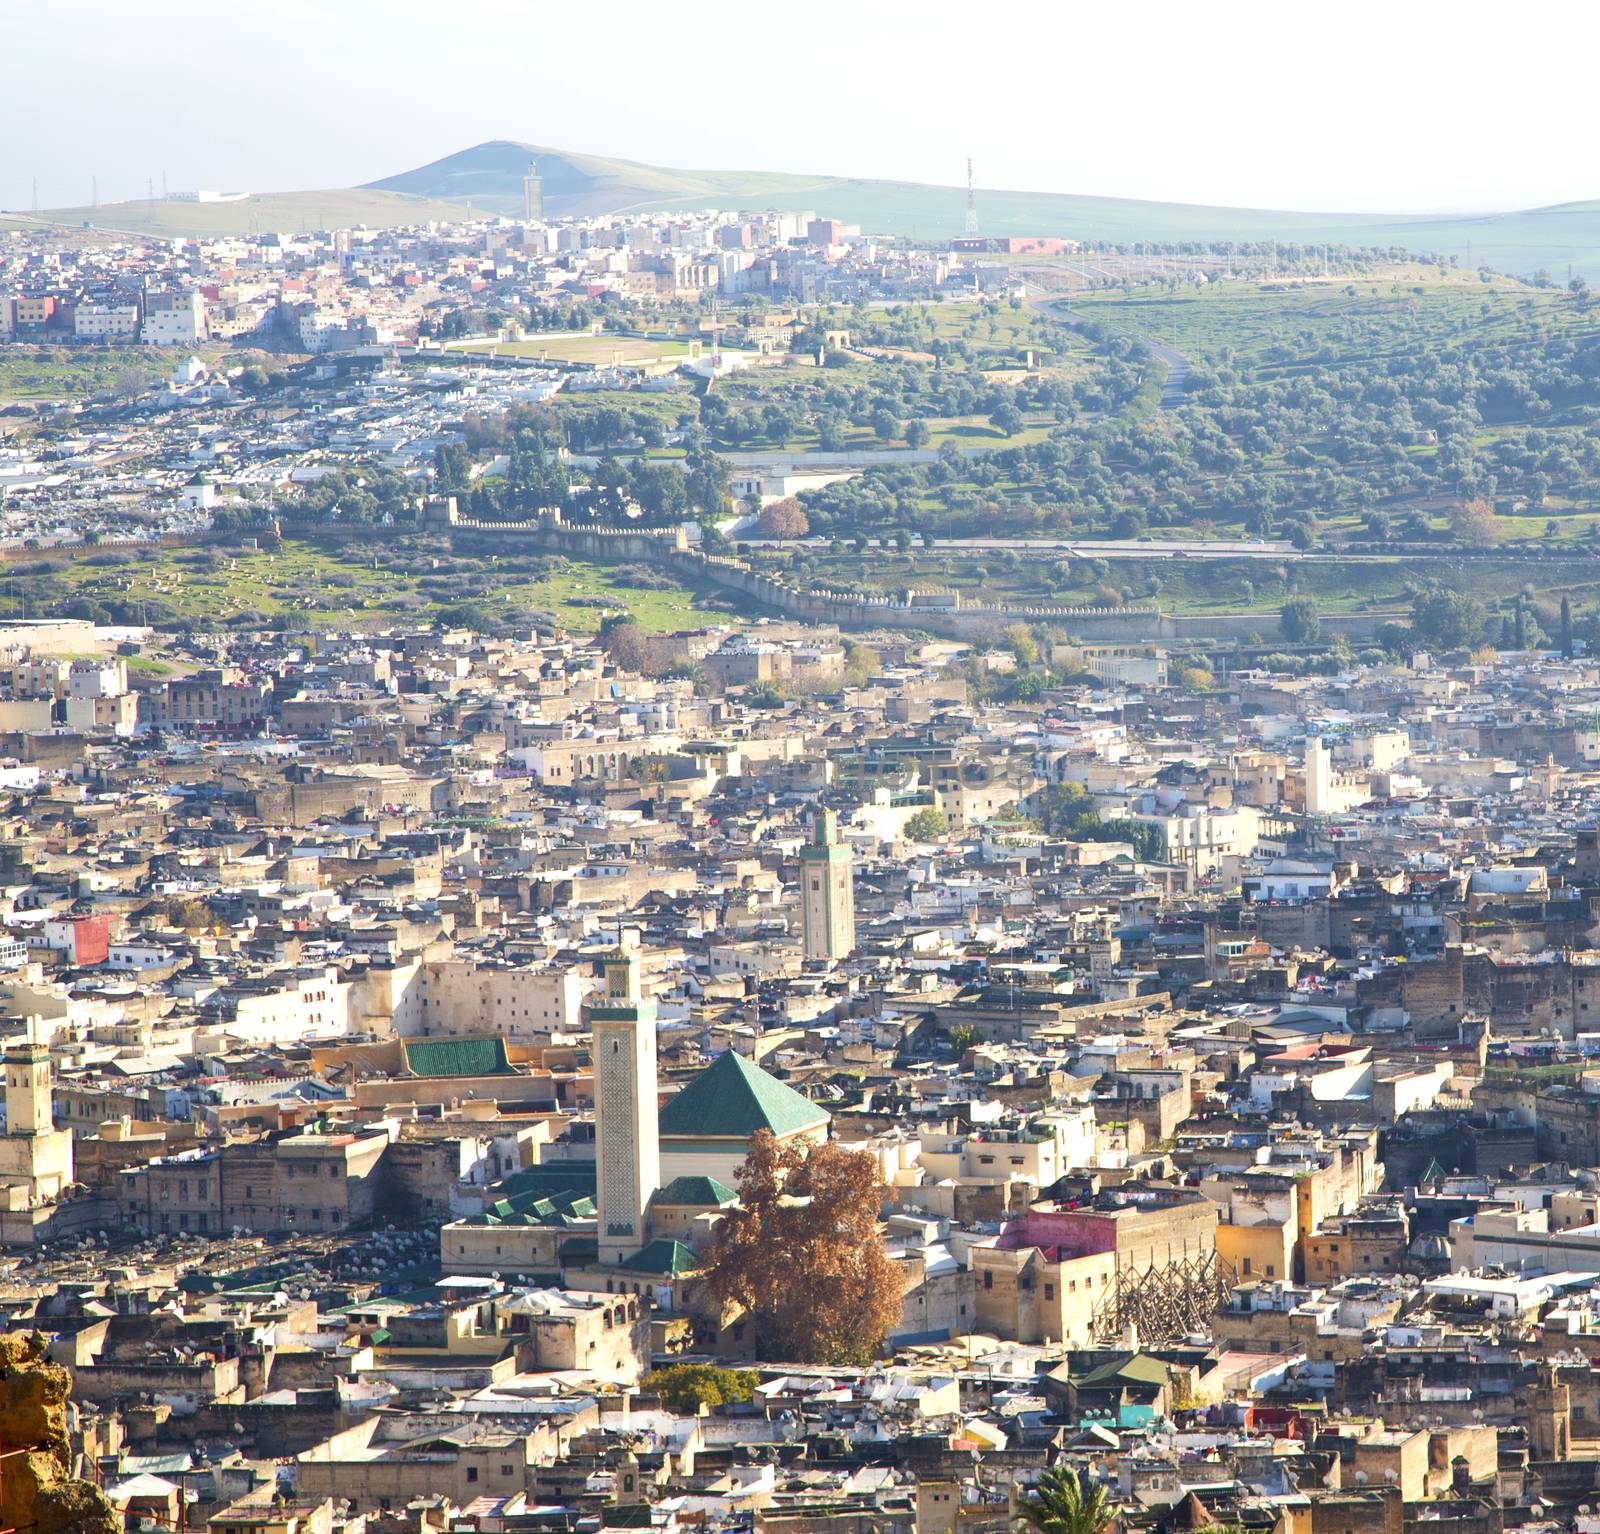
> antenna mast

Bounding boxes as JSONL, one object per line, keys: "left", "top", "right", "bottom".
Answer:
{"left": 964, "top": 158, "right": 979, "bottom": 236}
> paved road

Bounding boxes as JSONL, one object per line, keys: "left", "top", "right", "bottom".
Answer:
{"left": 1033, "top": 296, "right": 1193, "bottom": 410}
{"left": 739, "top": 535, "right": 1306, "bottom": 561}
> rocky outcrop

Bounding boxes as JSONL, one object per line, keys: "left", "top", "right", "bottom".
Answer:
{"left": 0, "top": 1332, "right": 119, "bottom": 1534}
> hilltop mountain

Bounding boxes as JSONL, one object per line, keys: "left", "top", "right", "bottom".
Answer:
{"left": 364, "top": 141, "right": 1600, "bottom": 278}
{"left": 25, "top": 139, "right": 1600, "bottom": 278}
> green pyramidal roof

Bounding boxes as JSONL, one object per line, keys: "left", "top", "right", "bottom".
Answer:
{"left": 403, "top": 1037, "right": 516, "bottom": 1078}
{"left": 654, "top": 1175, "right": 737, "bottom": 1206}
{"left": 658, "top": 1051, "right": 829, "bottom": 1141}
{"left": 617, "top": 1237, "right": 700, "bottom": 1275}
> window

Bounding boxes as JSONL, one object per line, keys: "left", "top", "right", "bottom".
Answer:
{"left": 466, "top": 1469, "right": 478, "bottom": 1484}
{"left": 1242, "top": 1257, "right": 1252, "bottom": 1275}
{"left": 983, "top": 1270, "right": 992, "bottom": 1289}
{"left": 1044, "top": 1284, "right": 1054, "bottom": 1301}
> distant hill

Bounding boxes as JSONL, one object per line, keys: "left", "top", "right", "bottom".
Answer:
{"left": 365, "top": 142, "right": 1600, "bottom": 279}
{"left": 25, "top": 140, "right": 1600, "bottom": 278}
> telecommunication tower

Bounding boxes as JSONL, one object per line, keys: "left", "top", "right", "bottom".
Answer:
{"left": 964, "top": 157, "right": 979, "bottom": 236}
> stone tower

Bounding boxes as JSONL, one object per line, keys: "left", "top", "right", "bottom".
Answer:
{"left": 523, "top": 160, "right": 544, "bottom": 223}
{"left": 6, "top": 1022, "right": 51, "bottom": 1136}
{"left": 1528, "top": 1360, "right": 1571, "bottom": 1462}
{"left": 799, "top": 808, "right": 855, "bottom": 962}
{"left": 593, "top": 932, "right": 661, "bottom": 1264}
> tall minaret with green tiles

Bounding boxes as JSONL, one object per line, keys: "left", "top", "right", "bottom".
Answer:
{"left": 592, "top": 930, "right": 660, "bottom": 1264}
{"left": 799, "top": 808, "right": 856, "bottom": 962}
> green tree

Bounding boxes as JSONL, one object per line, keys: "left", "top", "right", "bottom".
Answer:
{"left": 947, "top": 1022, "right": 980, "bottom": 1060}
{"left": 903, "top": 807, "right": 949, "bottom": 841}
{"left": 1015, "top": 1467, "right": 1116, "bottom": 1534}
{"left": 743, "top": 681, "right": 786, "bottom": 709}
{"left": 685, "top": 451, "right": 733, "bottom": 517}
{"left": 1280, "top": 595, "right": 1321, "bottom": 645}
{"left": 434, "top": 442, "right": 471, "bottom": 493}
{"left": 990, "top": 401, "right": 1025, "bottom": 437}
{"left": 642, "top": 1364, "right": 758, "bottom": 1415}
{"left": 1411, "top": 589, "right": 1487, "bottom": 651}
{"left": 1029, "top": 782, "right": 1165, "bottom": 860}
{"left": 905, "top": 418, "right": 931, "bottom": 450}
{"left": 1003, "top": 622, "right": 1039, "bottom": 667}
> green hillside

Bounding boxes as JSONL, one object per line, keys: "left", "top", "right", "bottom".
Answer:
{"left": 24, "top": 187, "right": 494, "bottom": 239}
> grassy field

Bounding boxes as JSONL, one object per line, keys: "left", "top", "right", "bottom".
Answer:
{"left": 4, "top": 539, "right": 732, "bottom": 634}
{"left": 0, "top": 343, "right": 268, "bottom": 402}
{"left": 0, "top": 346, "right": 173, "bottom": 401}
{"left": 454, "top": 334, "right": 697, "bottom": 365}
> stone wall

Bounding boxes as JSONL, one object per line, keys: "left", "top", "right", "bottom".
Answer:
{"left": 450, "top": 518, "right": 1290, "bottom": 642}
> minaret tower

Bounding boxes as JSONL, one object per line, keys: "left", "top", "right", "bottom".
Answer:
{"left": 593, "top": 931, "right": 661, "bottom": 1264}
{"left": 6, "top": 1019, "right": 51, "bottom": 1136}
{"left": 799, "top": 809, "right": 856, "bottom": 962}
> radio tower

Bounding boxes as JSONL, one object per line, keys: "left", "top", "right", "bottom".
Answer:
{"left": 964, "top": 157, "right": 979, "bottom": 236}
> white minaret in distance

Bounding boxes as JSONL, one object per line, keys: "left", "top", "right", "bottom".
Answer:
{"left": 1306, "top": 737, "right": 1332, "bottom": 816}
{"left": 593, "top": 930, "right": 661, "bottom": 1264}
{"left": 799, "top": 808, "right": 856, "bottom": 962}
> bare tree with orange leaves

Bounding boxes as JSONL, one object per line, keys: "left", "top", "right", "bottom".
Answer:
{"left": 705, "top": 1130, "right": 903, "bottom": 1365}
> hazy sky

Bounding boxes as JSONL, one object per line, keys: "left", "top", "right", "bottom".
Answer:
{"left": 7, "top": 0, "right": 1600, "bottom": 215}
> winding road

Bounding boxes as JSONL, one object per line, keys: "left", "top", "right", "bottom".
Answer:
{"left": 1031, "top": 295, "right": 1193, "bottom": 410}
